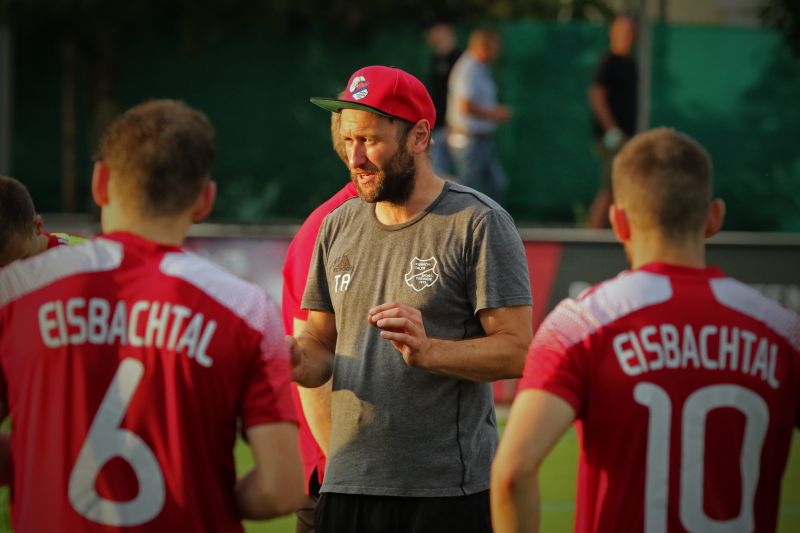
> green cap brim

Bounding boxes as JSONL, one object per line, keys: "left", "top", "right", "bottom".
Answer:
{"left": 309, "top": 97, "right": 395, "bottom": 119}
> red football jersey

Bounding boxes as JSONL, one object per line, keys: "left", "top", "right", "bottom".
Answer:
{"left": 520, "top": 263, "right": 800, "bottom": 533}
{"left": 0, "top": 232, "right": 296, "bottom": 532}
{"left": 281, "top": 182, "right": 357, "bottom": 492}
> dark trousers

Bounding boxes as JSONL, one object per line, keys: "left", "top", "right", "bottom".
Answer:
{"left": 314, "top": 490, "right": 492, "bottom": 533}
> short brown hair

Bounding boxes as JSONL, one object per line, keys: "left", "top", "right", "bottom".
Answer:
{"left": 0, "top": 176, "right": 36, "bottom": 253}
{"left": 613, "top": 127, "right": 713, "bottom": 240}
{"left": 98, "top": 100, "right": 215, "bottom": 216}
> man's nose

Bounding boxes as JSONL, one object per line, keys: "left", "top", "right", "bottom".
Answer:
{"left": 349, "top": 141, "right": 367, "bottom": 169}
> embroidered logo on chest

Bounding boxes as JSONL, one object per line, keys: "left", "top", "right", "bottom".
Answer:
{"left": 404, "top": 257, "right": 439, "bottom": 292}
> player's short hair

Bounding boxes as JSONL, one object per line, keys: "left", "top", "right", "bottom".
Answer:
{"left": 0, "top": 176, "right": 36, "bottom": 254}
{"left": 613, "top": 127, "right": 713, "bottom": 240}
{"left": 98, "top": 99, "right": 215, "bottom": 217}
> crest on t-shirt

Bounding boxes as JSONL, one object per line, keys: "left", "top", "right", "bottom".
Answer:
{"left": 404, "top": 257, "right": 439, "bottom": 292}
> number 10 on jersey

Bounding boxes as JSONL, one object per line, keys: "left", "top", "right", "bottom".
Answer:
{"left": 635, "top": 383, "right": 768, "bottom": 533}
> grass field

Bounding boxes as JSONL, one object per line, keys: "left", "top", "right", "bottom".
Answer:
{"left": 237, "top": 420, "right": 800, "bottom": 533}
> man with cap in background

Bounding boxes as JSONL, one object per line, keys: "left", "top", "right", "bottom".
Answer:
{"left": 290, "top": 65, "right": 532, "bottom": 533}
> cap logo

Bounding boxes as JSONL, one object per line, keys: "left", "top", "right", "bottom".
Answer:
{"left": 349, "top": 75, "right": 369, "bottom": 101}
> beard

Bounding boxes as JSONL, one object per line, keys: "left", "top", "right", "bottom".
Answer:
{"left": 351, "top": 144, "right": 416, "bottom": 205}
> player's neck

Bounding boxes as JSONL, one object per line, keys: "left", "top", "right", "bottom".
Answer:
{"left": 374, "top": 168, "right": 444, "bottom": 226}
{"left": 101, "top": 206, "right": 192, "bottom": 247}
{"left": 628, "top": 231, "right": 706, "bottom": 270}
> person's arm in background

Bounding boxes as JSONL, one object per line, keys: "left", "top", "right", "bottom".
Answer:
{"left": 588, "top": 84, "right": 618, "bottom": 132}
{"left": 491, "top": 390, "right": 576, "bottom": 533}
{"left": 235, "top": 422, "right": 304, "bottom": 519}
{"left": 294, "top": 317, "right": 332, "bottom": 453}
{"left": 290, "top": 310, "right": 338, "bottom": 388}
{"left": 459, "top": 98, "right": 511, "bottom": 123}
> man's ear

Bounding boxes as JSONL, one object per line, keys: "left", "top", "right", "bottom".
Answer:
{"left": 91, "top": 161, "right": 110, "bottom": 207}
{"left": 32, "top": 214, "right": 44, "bottom": 235}
{"left": 409, "top": 119, "right": 432, "bottom": 154}
{"left": 704, "top": 198, "right": 726, "bottom": 238}
{"left": 191, "top": 180, "right": 216, "bottom": 223}
{"left": 609, "top": 204, "right": 631, "bottom": 244}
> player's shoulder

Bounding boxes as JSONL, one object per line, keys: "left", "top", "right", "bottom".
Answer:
{"left": 443, "top": 182, "right": 513, "bottom": 221}
{"left": 709, "top": 276, "right": 800, "bottom": 351}
{"left": 318, "top": 194, "right": 364, "bottom": 230}
{"left": 543, "top": 269, "right": 673, "bottom": 349}
{"left": 0, "top": 236, "right": 122, "bottom": 306}
{"left": 159, "top": 250, "right": 283, "bottom": 340}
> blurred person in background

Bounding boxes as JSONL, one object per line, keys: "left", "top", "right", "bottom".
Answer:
{"left": 0, "top": 100, "right": 303, "bottom": 532}
{"left": 586, "top": 15, "right": 637, "bottom": 229}
{"left": 447, "top": 28, "right": 512, "bottom": 202}
{"left": 0, "top": 175, "right": 86, "bottom": 267}
{"left": 294, "top": 65, "right": 532, "bottom": 533}
{"left": 282, "top": 98, "right": 357, "bottom": 533}
{"left": 492, "top": 128, "right": 800, "bottom": 533}
{"left": 424, "top": 18, "right": 461, "bottom": 179}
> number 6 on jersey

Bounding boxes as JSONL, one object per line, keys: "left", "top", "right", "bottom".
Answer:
{"left": 68, "top": 358, "right": 166, "bottom": 526}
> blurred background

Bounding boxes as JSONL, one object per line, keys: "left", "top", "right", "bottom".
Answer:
{"left": 1, "top": 0, "right": 798, "bottom": 230}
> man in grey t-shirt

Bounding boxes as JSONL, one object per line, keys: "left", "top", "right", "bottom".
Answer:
{"left": 447, "top": 28, "right": 512, "bottom": 202}
{"left": 291, "top": 65, "right": 532, "bottom": 533}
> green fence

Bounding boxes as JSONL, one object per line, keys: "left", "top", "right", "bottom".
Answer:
{"left": 12, "top": 21, "right": 800, "bottom": 230}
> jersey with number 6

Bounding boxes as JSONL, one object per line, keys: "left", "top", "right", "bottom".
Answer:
{"left": 0, "top": 231, "right": 296, "bottom": 533}
{"left": 519, "top": 263, "right": 800, "bottom": 533}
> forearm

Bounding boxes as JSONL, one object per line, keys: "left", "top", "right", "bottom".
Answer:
{"left": 588, "top": 86, "right": 617, "bottom": 131}
{"left": 297, "top": 379, "right": 332, "bottom": 454}
{"left": 235, "top": 423, "right": 304, "bottom": 520}
{"left": 421, "top": 332, "right": 528, "bottom": 381}
{"left": 461, "top": 99, "right": 507, "bottom": 123}
{"left": 491, "top": 469, "right": 541, "bottom": 533}
{"left": 295, "top": 333, "right": 334, "bottom": 388}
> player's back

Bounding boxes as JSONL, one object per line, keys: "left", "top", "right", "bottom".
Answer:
{"left": 0, "top": 231, "right": 294, "bottom": 532}
{"left": 529, "top": 263, "right": 800, "bottom": 533}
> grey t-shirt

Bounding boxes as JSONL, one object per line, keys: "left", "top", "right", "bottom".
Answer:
{"left": 302, "top": 181, "right": 531, "bottom": 497}
{"left": 447, "top": 52, "right": 498, "bottom": 136}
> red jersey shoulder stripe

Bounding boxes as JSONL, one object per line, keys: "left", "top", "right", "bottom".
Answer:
{"left": 0, "top": 238, "right": 122, "bottom": 306}
{"left": 159, "top": 251, "right": 287, "bottom": 361}
{"left": 711, "top": 277, "right": 800, "bottom": 351}
{"left": 550, "top": 270, "right": 673, "bottom": 349}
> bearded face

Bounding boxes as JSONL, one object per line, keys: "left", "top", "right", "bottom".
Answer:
{"left": 350, "top": 134, "right": 416, "bottom": 205}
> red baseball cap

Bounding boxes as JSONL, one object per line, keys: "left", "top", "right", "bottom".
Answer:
{"left": 311, "top": 65, "right": 436, "bottom": 128}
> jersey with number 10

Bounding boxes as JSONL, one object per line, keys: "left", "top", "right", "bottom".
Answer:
{"left": 0, "top": 232, "right": 296, "bottom": 532}
{"left": 520, "top": 263, "right": 800, "bottom": 533}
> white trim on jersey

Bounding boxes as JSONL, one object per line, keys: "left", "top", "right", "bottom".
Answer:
{"left": 160, "top": 252, "right": 287, "bottom": 360}
{"left": 711, "top": 278, "right": 800, "bottom": 352}
{"left": 554, "top": 271, "right": 673, "bottom": 349}
{"left": 0, "top": 238, "right": 122, "bottom": 306}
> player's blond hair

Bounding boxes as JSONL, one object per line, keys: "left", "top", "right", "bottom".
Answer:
{"left": 98, "top": 100, "right": 214, "bottom": 217}
{"left": 613, "top": 127, "right": 713, "bottom": 240}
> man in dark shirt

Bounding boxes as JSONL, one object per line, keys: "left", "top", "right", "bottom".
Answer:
{"left": 587, "top": 15, "right": 637, "bottom": 228}
{"left": 425, "top": 20, "right": 461, "bottom": 178}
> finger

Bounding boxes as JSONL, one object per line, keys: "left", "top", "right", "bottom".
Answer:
{"left": 368, "top": 301, "right": 399, "bottom": 315}
{"left": 379, "top": 330, "right": 419, "bottom": 349}
{"left": 375, "top": 317, "right": 412, "bottom": 331}
{"left": 370, "top": 308, "right": 405, "bottom": 324}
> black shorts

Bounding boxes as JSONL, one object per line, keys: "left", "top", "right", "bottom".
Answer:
{"left": 314, "top": 490, "right": 491, "bottom": 533}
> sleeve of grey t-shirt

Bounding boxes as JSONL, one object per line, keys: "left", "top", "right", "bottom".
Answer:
{"left": 301, "top": 215, "right": 333, "bottom": 312}
{"left": 467, "top": 209, "right": 532, "bottom": 312}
